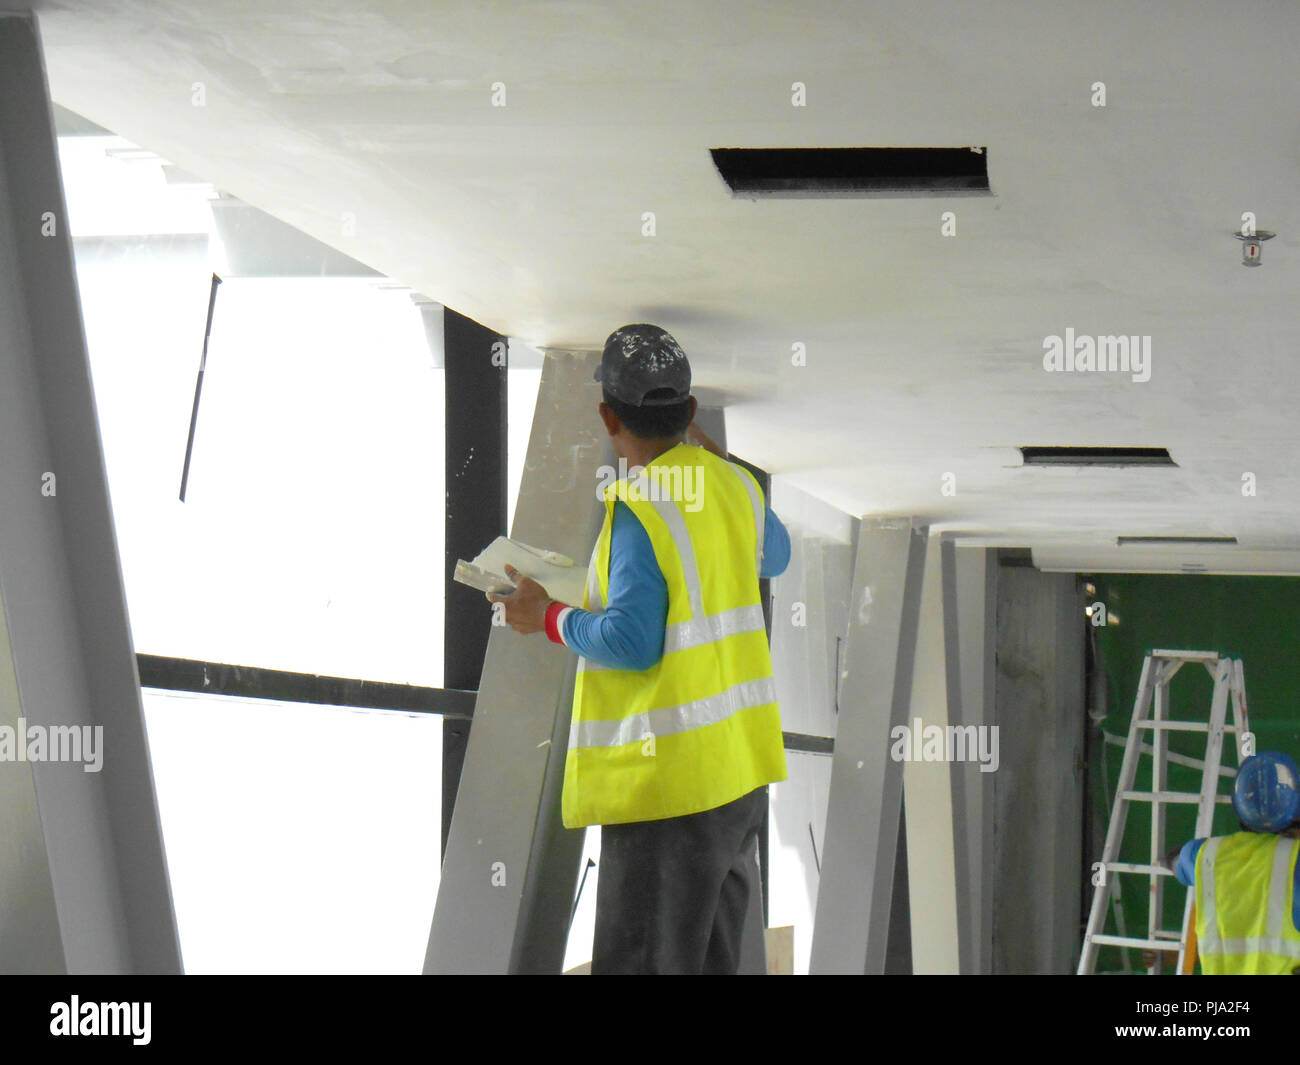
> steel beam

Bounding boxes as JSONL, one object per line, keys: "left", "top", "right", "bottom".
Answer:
{"left": 136, "top": 654, "right": 477, "bottom": 719}
{"left": 137, "top": 652, "right": 830, "bottom": 756}
{"left": 441, "top": 308, "right": 507, "bottom": 857}
{"left": 0, "top": 13, "right": 181, "bottom": 973}
{"left": 809, "top": 519, "right": 927, "bottom": 974}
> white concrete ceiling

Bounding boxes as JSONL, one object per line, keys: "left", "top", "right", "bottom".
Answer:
{"left": 23, "top": 1, "right": 1300, "bottom": 570}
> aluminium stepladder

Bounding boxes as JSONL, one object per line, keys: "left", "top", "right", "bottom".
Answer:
{"left": 1078, "top": 650, "right": 1251, "bottom": 975}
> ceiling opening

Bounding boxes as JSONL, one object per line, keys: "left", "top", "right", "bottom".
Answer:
{"left": 709, "top": 146, "right": 990, "bottom": 197}
{"left": 1116, "top": 536, "right": 1238, "bottom": 546}
{"left": 1019, "top": 446, "right": 1176, "bottom": 468}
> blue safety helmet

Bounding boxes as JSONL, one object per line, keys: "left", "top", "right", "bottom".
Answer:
{"left": 1233, "top": 751, "right": 1300, "bottom": 833}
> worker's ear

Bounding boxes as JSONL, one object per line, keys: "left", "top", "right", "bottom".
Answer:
{"left": 598, "top": 401, "right": 620, "bottom": 437}
{"left": 687, "top": 396, "right": 698, "bottom": 424}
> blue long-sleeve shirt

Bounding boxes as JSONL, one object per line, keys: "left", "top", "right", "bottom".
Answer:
{"left": 1175, "top": 836, "right": 1300, "bottom": 929}
{"left": 559, "top": 498, "right": 790, "bottom": 670}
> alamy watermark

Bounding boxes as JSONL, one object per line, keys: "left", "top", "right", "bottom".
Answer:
{"left": 50, "top": 997, "right": 149, "bottom": 1045}
{"left": 595, "top": 457, "right": 704, "bottom": 512}
{"left": 890, "top": 717, "right": 999, "bottom": 773}
{"left": 1, "top": 718, "right": 103, "bottom": 772}
{"left": 1042, "top": 328, "right": 1151, "bottom": 383}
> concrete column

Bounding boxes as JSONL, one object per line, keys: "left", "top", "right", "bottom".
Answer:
{"left": 0, "top": 581, "right": 63, "bottom": 973}
{"left": 950, "top": 544, "right": 997, "bottom": 974}
{"left": 991, "top": 562, "right": 1085, "bottom": 973}
{"left": 809, "top": 519, "right": 927, "bottom": 974}
{"left": 424, "top": 348, "right": 607, "bottom": 974}
{"left": 902, "top": 535, "right": 960, "bottom": 973}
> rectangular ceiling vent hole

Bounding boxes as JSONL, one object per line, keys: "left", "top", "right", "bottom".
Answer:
{"left": 1116, "top": 536, "right": 1238, "bottom": 546}
{"left": 709, "top": 147, "right": 989, "bottom": 197}
{"left": 1019, "top": 446, "right": 1176, "bottom": 468}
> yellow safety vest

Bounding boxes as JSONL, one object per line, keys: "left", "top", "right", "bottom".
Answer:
{"left": 1194, "top": 831, "right": 1300, "bottom": 974}
{"left": 560, "top": 442, "right": 788, "bottom": 828}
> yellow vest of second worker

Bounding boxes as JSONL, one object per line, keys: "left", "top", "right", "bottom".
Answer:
{"left": 1194, "top": 831, "right": 1300, "bottom": 975}
{"left": 560, "top": 443, "right": 788, "bottom": 829}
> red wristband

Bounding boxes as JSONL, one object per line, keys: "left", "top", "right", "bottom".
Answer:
{"left": 544, "top": 601, "right": 566, "bottom": 645}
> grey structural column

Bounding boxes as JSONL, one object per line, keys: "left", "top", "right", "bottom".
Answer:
{"left": 900, "top": 533, "right": 960, "bottom": 972}
{"left": 425, "top": 348, "right": 609, "bottom": 974}
{"left": 991, "top": 562, "right": 1085, "bottom": 972}
{"left": 895, "top": 537, "right": 997, "bottom": 972}
{"left": 809, "top": 519, "right": 927, "bottom": 974}
{"left": 440, "top": 307, "right": 507, "bottom": 858}
{"left": 947, "top": 542, "right": 997, "bottom": 973}
{"left": 0, "top": 13, "right": 182, "bottom": 973}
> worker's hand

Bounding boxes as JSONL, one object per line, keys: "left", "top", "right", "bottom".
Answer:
{"left": 486, "top": 564, "right": 553, "bottom": 635}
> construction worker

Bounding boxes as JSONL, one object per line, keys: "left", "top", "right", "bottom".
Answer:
{"left": 488, "top": 323, "right": 790, "bottom": 974}
{"left": 1172, "top": 750, "right": 1300, "bottom": 974}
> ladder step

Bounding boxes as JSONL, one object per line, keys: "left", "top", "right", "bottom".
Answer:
{"left": 1150, "top": 650, "right": 1222, "bottom": 661}
{"left": 1105, "top": 862, "right": 1174, "bottom": 876}
{"left": 1089, "top": 934, "right": 1181, "bottom": 952}
{"left": 1120, "top": 791, "right": 1232, "bottom": 805}
{"left": 1102, "top": 731, "right": 1236, "bottom": 778}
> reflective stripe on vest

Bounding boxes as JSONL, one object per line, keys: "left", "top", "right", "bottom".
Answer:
{"left": 642, "top": 474, "right": 705, "bottom": 617}
{"left": 1197, "top": 834, "right": 1300, "bottom": 972}
{"left": 570, "top": 674, "right": 778, "bottom": 750}
{"left": 579, "top": 603, "right": 769, "bottom": 674}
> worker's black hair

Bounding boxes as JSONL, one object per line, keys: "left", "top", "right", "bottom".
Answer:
{"left": 603, "top": 388, "right": 693, "bottom": 439}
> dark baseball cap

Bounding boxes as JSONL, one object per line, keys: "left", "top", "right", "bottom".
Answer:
{"left": 594, "top": 324, "right": 692, "bottom": 406}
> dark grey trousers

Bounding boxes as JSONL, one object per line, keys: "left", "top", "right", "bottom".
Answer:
{"left": 591, "top": 785, "right": 768, "bottom": 975}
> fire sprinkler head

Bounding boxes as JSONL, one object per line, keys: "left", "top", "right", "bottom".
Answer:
{"left": 1234, "top": 228, "right": 1275, "bottom": 267}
